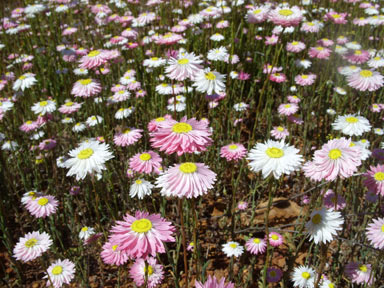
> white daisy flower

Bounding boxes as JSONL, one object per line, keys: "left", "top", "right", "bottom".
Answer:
{"left": 56, "top": 156, "right": 68, "bottom": 168}
{"left": 334, "top": 87, "right": 347, "bottom": 95}
{"left": 374, "top": 128, "right": 384, "bottom": 135}
{"left": 13, "top": 231, "right": 52, "bottom": 262}
{"left": 79, "top": 226, "right": 95, "bottom": 241}
{"left": 86, "top": 115, "right": 103, "bottom": 127}
{"left": 167, "top": 101, "right": 186, "bottom": 112}
{"left": 207, "top": 46, "right": 229, "bottom": 61}
{"left": 305, "top": 207, "right": 344, "bottom": 244}
{"left": 13, "top": 73, "right": 37, "bottom": 91}
{"left": 115, "top": 107, "right": 134, "bottom": 119}
{"left": 73, "top": 68, "right": 89, "bottom": 76}
{"left": 0, "top": 99, "right": 14, "bottom": 112}
{"left": 44, "top": 259, "right": 76, "bottom": 288}
{"left": 295, "top": 59, "right": 312, "bottom": 69}
{"left": 334, "top": 45, "right": 348, "bottom": 55}
{"left": 233, "top": 102, "right": 249, "bottom": 111}
{"left": 64, "top": 140, "right": 114, "bottom": 181}
{"left": 72, "top": 122, "right": 86, "bottom": 132}
{"left": 2, "top": 140, "right": 18, "bottom": 151}
{"left": 368, "top": 56, "right": 384, "bottom": 69}
{"left": 192, "top": 68, "right": 226, "bottom": 95}
{"left": 129, "top": 179, "right": 154, "bottom": 199}
{"left": 345, "top": 41, "right": 361, "bottom": 50}
{"left": 247, "top": 140, "right": 303, "bottom": 179}
{"left": 332, "top": 114, "right": 371, "bottom": 136}
{"left": 30, "top": 131, "right": 45, "bottom": 140}
{"left": 210, "top": 33, "right": 225, "bottom": 41}
{"left": 62, "top": 117, "right": 74, "bottom": 124}
{"left": 31, "top": 100, "right": 56, "bottom": 115}
{"left": 143, "top": 57, "right": 166, "bottom": 68}
{"left": 326, "top": 108, "right": 336, "bottom": 115}
{"left": 291, "top": 265, "right": 316, "bottom": 288}
{"left": 352, "top": 141, "right": 371, "bottom": 161}
{"left": 222, "top": 241, "right": 244, "bottom": 257}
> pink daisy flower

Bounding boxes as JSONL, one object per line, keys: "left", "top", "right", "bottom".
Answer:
{"left": 129, "top": 151, "right": 162, "bottom": 174}
{"left": 58, "top": 101, "right": 82, "bottom": 114}
{"left": 19, "top": 120, "right": 38, "bottom": 132}
{"left": 71, "top": 78, "right": 101, "bottom": 98}
{"left": 278, "top": 103, "right": 299, "bottom": 116}
{"left": 156, "top": 162, "right": 216, "bottom": 198}
{"left": 347, "top": 70, "right": 384, "bottom": 92}
{"left": 39, "top": 139, "right": 57, "bottom": 151}
{"left": 268, "top": 6, "right": 303, "bottom": 27}
{"left": 269, "top": 232, "right": 283, "bottom": 247}
{"left": 301, "top": 21, "right": 323, "bottom": 33}
{"left": 129, "top": 257, "right": 164, "bottom": 288}
{"left": 263, "top": 64, "right": 282, "bottom": 74}
{"left": 111, "top": 84, "right": 127, "bottom": 92}
{"left": 13, "top": 231, "right": 52, "bottom": 262}
{"left": 288, "top": 95, "right": 301, "bottom": 103}
{"left": 245, "top": 237, "right": 267, "bottom": 255}
{"left": 122, "top": 28, "right": 138, "bottom": 38}
{"left": 303, "top": 138, "right": 361, "bottom": 182}
{"left": 324, "top": 12, "right": 348, "bottom": 24}
{"left": 294, "top": 74, "right": 317, "bottom": 86}
{"left": 110, "top": 211, "right": 175, "bottom": 259}
{"left": 220, "top": 143, "right": 247, "bottom": 162}
{"left": 44, "top": 259, "right": 76, "bottom": 288}
{"left": 364, "top": 165, "right": 384, "bottom": 196}
{"left": 286, "top": 41, "right": 306, "bottom": 53}
{"left": 366, "top": 217, "right": 384, "bottom": 249}
{"left": 195, "top": 275, "right": 234, "bottom": 288}
{"left": 113, "top": 128, "right": 143, "bottom": 147}
{"left": 323, "top": 189, "right": 346, "bottom": 210}
{"left": 267, "top": 267, "right": 283, "bottom": 283}
{"left": 25, "top": 195, "right": 58, "bottom": 218}
{"left": 317, "top": 38, "right": 334, "bottom": 47}
{"left": 345, "top": 262, "right": 375, "bottom": 285}
{"left": 269, "top": 73, "right": 287, "bottom": 83}
{"left": 101, "top": 241, "right": 130, "bottom": 265}
{"left": 345, "top": 49, "right": 370, "bottom": 64}
{"left": 237, "top": 201, "right": 248, "bottom": 210}
{"left": 150, "top": 116, "right": 213, "bottom": 156}
{"left": 147, "top": 115, "right": 173, "bottom": 132}
{"left": 308, "top": 46, "right": 332, "bottom": 59}
{"left": 271, "top": 126, "right": 289, "bottom": 140}
{"left": 79, "top": 50, "right": 110, "bottom": 69}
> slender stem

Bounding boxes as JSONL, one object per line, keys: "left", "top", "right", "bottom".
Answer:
{"left": 262, "top": 178, "right": 274, "bottom": 287}
{"left": 178, "top": 198, "right": 189, "bottom": 287}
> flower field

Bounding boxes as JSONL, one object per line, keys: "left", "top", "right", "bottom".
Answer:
{"left": 1, "top": 0, "right": 384, "bottom": 287}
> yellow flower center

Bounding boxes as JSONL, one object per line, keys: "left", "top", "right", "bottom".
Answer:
{"left": 112, "top": 245, "right": 118, "bottom": 251}
{"left": 253, "top": 238, "right": 261, "bottom": 244}
{"left": 329, "top": 284, "right": 335, "bottom": 288}
{"left": 302, "top": 272, "right": 311, "bottom": 279}
{"left": 328, "top": 149, "right": 342, "bottom": 160}
{"left": 205, "top": 72, "right": 216, "bottom": 80}
{"left": 229, "top": 144, "right": 238, "bottom": 150}
{"left": 355, "top": 50, "right": 362, "bottom": 55}
{"left": 229, "top": 243, "right": 237, "bottom": 248}
{"left": 26, "top": 120, "right": 33, "bottom": 124}
{"left": 52, "top": 266, "right": 63, "bottom": 275}
{"left": 279, "top": 9, "right": 293, "bottom": 16}
{"left": 332, "top": 14, "right": 341, "bottom": 18}
{"left": 311, "top": 213, "right": 322, "bottom": 224}
{"left": 81, "top": 227, "right": 88, "bottom": 232}
{"left": 307, "top": 22, "right": 314, "bottom": 26}
{"left": 360, "top": 70, "right": 373, "bottom": 78}
{"left": 25, "top": 238, "right": 37, "bottom": 248}
{"left": 79, "top": 79, "right": 92, "bottom": 85}
{"left": 253, "top": 9, "right": 262, "bottom": 14}
{"left": 65, "top": 102, "right": 73, "bottom": 106}
{"left": 172, "top": 123, "right": 192, "bottom": 133}
{"left": 124, "top": 129, "right": 131, "bottom": 134}
{"left": 374, "top": 57, "right": 381, "bottom": 61}
{"left": 346, "top": 117, "right": 358, "bottom": 123}
{"left": 277, "top": 126, "right": 284, "bottom": 132}
{"left": 77, "top": 148, "right": 94, "bottom": 159}
{"left": 359, "top": 265, "right": 367, "bottom": 273}
{"left": 140, "top": 153, "right": 152, "bottom": 161}
{"left": 316, "top": 47, "right": 324, "bottom": 51}
{"left": 155, "top": 117, "right": 165, "bottom": 122}
{"left": 151, "top": 57, "right": 159, "bottom": 61}
{"left": 292, "top": 41, "right": 299, "bottom": 45}
{"left": 179, "top": 162, "right": 197, "bottom": 173}
{"left": 144, "top": 265, "right": 154, "bottom": 275}
{"left": 381, "top": 224, "right": 384, "bottom": 233}
{"left": 301, "top": 75, "right": 308, "bottom": 79}
{"left": 19, "top": 75, "right": 27, "bottom": 80}
{"left": 135, "top": 179, "right": 142, "bottom": 184}
{"left": 374, "top": 172, "right": 384, "bottom": 181}
{"left": 131, "top": 218, "right": 152, "bottom": 233}
{"left": 40, "top": 101, "right": 48, "bottom": 107}
{"left": 38, "top": 197, "right": 49, "bottom": 206}
{"left": 88, "top": 50, "right": 100, "bottom": 57}
{"left": 266, "top": 147, "right": 284, "bottom": 158}
{"left": 269, "top": 270, "right": 277, "bottom": 277}
{"left": 178, "top": 58, "right": 189, "bottom": 65}
{"left": 271, "top": 234, "right": 279, "bottom": 240}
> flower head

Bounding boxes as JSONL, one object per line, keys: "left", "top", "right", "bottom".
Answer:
{"left": 13, "top": 231, "right": 52, "bottom": 262}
